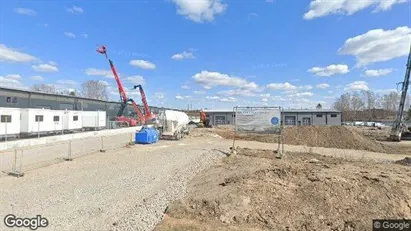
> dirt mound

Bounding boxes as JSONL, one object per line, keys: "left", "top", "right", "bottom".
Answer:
{"left": 156, "top": 149, "right": 411, "bottom": 231}
{"left": 283, "top": 126, "right": 388, "bottom": 153}
{"left": 208, "top": 126, "right": 390, "bottom": 153}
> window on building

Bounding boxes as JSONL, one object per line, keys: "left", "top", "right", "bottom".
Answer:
{"left": 53, "top": 116, "right": 60, "bottom": 122}
{"left": 1, "top": 115, "right": 12, "bottom": 123}
{"left": 73, "top": 116, "right": 78, "bottom": 121}
{"left": 331, "top": 114, "right": 337, "bottom": 118}
{"left": 316, "top": 114, "right": 323, "bottom": 118}
{"left": 12, "top": 97, "right": 18, "bottom": 103}
{"left": 35, "top": 115, "right": 44, "bottom": 122}
{"left": 5, "top": 97, "right": 12, "bottom": 103}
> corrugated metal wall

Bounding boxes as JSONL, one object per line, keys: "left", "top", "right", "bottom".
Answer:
{"left": 0, "top": 88, "right": 168, "bottom": 119}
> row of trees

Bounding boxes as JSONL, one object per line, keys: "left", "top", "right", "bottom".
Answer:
{"left": 31, "top": 80, "right": 109, "bottom": 101}
{"left": 332, "top": 90, "right": 405, "bottom": 121}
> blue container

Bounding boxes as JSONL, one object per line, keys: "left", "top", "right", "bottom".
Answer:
{"left": 135, "top": 127, "right": 159, "bottom": 144}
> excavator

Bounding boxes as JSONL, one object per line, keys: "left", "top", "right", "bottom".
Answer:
{"left": 389, "top": 43, "right": 411, "bottom": 141}
{"left": 96, "top": 45, "right": 152, "bottom": 126}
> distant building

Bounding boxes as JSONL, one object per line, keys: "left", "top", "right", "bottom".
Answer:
{"left": 203, "top": 108, "right": 342, "bottom": 126}
{"left": 0, "top": 87, "right": 170, "bottom": 119}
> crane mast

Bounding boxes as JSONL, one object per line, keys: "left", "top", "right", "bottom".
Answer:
{"left": 389, "top": 44, "right": 411, "bottom": 141}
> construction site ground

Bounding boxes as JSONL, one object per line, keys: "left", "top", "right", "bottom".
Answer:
{"left": 156, "top": 126, "right": 411, "bottom": 231}
{"left": 1, "top": 125, "right": 411, "bottom": 231}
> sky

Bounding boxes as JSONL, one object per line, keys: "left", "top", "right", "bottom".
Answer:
{"left": 0, "top": 0, "right": 410, "bottom": 110}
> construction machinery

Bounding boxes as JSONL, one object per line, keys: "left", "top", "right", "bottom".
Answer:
{"left": 133, "top": 84, "right": 155, "bottom": 123}
{"left": 389, "top": 43, "right": 411, "bottom": 141}
{"left": 96, "top": 45, "right": 145, "bottom": 126}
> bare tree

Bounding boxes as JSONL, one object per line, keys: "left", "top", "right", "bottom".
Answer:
{"left": 81, "top": 80, "right": 108, "bottom": 100}
{"left": 31, "top": 84, "right": 57, "bottom": 94}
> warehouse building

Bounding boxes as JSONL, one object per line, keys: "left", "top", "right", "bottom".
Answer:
{"left": 203, "top": 109, "right": 342, "bottom": 126}
{"left": 0, "top": 87, "right": 169, "bottom": 119}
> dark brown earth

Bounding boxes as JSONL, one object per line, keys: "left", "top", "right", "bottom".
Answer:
{"left": 156, "top": 148, "right": 411, "bottom": 231}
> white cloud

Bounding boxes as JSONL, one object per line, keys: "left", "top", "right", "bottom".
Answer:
{"left": 217, "top": 89, "right": 256, "bottom": 97}
{"left": 171, "top": 51, "right": 195, "bottom": 60}
{"left": 81, "top": 33, "right": 89, "bottom": 38}
{"left": 32, "top": 63, "right": 59, "bottom": 72}
{"left": 67, "top": 5, "right": 84, "bottom": 14}
{"left": 364, "top": 68, "right": 394, "bottom": 77}
{"left": 171, "top": 0, "right": 227, "bottom": 23}
{"left": 0, "top": 75, "right": 24, "bottom": 89}
{"left": 181, "top": 85, "right": 190, "bottom": 89}
{"left": 338, "top": 26, "right": 411, "bottom": 67}
{"left": 262, "top": 98, "right": 268, "bottom": 102}
{"left": 299, "top": 85, "right": 313, "bottom": 90}
{"left": 205, "top": 96, "right": 220, "bottom": 100}
{"left": 31, "top": 76, "right": 44, "bottom": 81}
{"left": 64, "top": 32, "right": 76, "bottom": 38}
{"left": 154, "top": 92, "right": 165, "bottom": 100}
{"left": 14, "top": 8, "right": 37, "bottom": 16}
{"left": 85, "top": 68, "right": 114, "bottom": 78}
{"left": 303, "top": 0, "right": 407, "bottom": 20}
{"left": 175, "top": 95, "right": 192, "bottom": 100}
{"left": 288, "top": 92, "right": 314, "bottom": 97}
{"left": 129, "top": 60, "right": 156, "bottom": 69}
{"left": 193, "top": 70, "right": 258, "bottom": 90}
{"left": 194, "top": 90, "right": 205, "bottom": 94}
{"left": 345, "top": 81, "right": 369, "bottom": 91}
{"left": 126, "top": 75, "right": 145, "bottom": 85}
{"left": 204, "top": 85, "right": 212, "bottom": 90}
{"left": 308, "top": 64, "right": 349, "bottom": 77}
{"left": 219, "top": 97, "right": 236, "bottom": 102}
{"left": 0, "top": 44, "right": 37, "bottom": 62}
{"left": 266, "top": 82, "right": 296, "bottom": 90}
{"left": 260, "top": 93, "right": 271, "bottom": 98}
{"left": 316, "top": 83, "right": 330, "bottom": 89}
{"left": 57, "top": 79, "right": 77, "bottom": 85}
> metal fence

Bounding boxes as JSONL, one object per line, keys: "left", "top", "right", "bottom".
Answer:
{"left": 0, "top": 132, "right": 135, "bottom": 177}
{"left": 232, "top": 106, "right": 284, "bottom": 158}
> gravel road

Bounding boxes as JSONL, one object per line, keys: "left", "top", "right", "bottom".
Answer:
{"left": 0, "top": 137, "right": 226, "bottom": 231}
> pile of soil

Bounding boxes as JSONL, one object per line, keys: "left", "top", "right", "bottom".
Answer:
{"left": 156, "top": 149, "right": 411, "bottom": 231}
{"left": 282, "top": 126, "right": 388, "bottom": 153}
{"left": 197, "top": 126, "right": 407, "bottom": 154}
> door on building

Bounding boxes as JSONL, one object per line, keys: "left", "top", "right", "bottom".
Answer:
{"left": 302, "top": 117, "right": 311, "bottom": 126}
{"left": 215, "top": 115, "right": 226, "bottom": 125}
{"left": 284, "top": 116, "right": 296, "bottom": 125}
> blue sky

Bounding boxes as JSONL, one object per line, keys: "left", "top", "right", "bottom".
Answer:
{"left": 0, "top": 0, "right": 410, "bottom": 110}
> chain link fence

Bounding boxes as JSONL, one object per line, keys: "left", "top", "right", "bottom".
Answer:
{"left": 232, "top": 106, "right": 284, "bottom": 158}
{"left": 0, "top": 132, "right": 136, "bottom": 177}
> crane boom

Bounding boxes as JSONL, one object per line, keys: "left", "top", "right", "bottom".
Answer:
{"left": 97, "top": 45, "right": 145, "bottom": 124}
{"left": 389, "top": 43, "right": 411, "bottom": 141}
{"left": 134, "top": 85, "right": 153, "bottom": 121}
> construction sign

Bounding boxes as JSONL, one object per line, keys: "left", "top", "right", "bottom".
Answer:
{"left": 234, "top": 106, "right": 282, "bottom": 134}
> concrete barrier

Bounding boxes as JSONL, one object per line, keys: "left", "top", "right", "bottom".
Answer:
{"left": 0, "top": 127, "right": 142, "bottom": 151}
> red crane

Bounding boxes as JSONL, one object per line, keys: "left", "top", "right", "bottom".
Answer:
{"left": 96, "top": 45, "right": 145, "bottom": 126}
{"left": 133, "top": 84, "right": 155, "bottom": 122}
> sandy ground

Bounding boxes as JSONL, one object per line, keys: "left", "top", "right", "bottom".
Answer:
{"left": 154, "top": 127, "right": 411, "bottom": 231}
{"left": 1, "top": 126, "right": 411, "bottom": 231}
{"left": 0, "top": 136, "right": 227, "bottom": 231}
{"left": 156, "top": 148, "right": 411, "bottom": 231}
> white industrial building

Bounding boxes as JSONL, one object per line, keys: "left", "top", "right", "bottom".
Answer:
{"left": 203, "top": 109, "right": 342, "bottom": 126}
